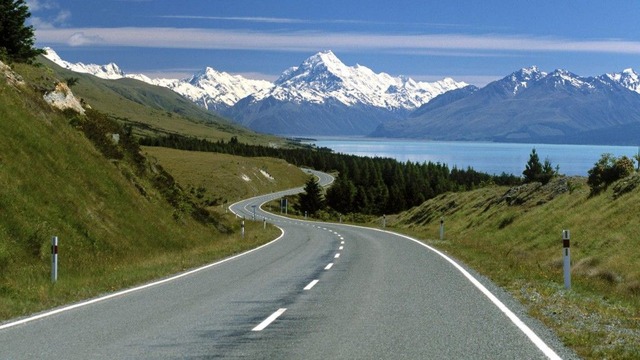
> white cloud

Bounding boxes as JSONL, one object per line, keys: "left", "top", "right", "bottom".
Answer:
{"left": 26, "top": 0, "right": 58, "bottom": 11}
{"left": 67, "top": 32, "right": 105, "bottom": 46}
{"left": 34, "top": 27, "right": 640, "bottom": 55}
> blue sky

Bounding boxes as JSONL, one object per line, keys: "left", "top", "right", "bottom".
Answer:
{"left": 28, "top": 0, "right": 640, "bottom": 86}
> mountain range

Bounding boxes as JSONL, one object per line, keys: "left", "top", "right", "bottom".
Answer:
{"left": 372, "top": 66, "right": 640, "bottom": 144}
{"left": 44, "top": 48, "right": 640, "bottom": 144}
{"left": 43, "top": 48, "right": 467, "bottom": 136}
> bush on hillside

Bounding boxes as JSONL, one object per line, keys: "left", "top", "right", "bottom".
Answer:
{"left": 587, "top": 153, "right": 635, "bottom": 194}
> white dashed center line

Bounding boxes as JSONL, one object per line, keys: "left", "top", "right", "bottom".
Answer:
{"left": 252, "top": 308, "right": 287, "bottom": 331}
{"left": 304, "top": 279, "right": 319, "bottom": 290}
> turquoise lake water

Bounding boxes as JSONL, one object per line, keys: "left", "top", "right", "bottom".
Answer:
{"left": 305, "top": 137, "right": 639, "bottom": 176}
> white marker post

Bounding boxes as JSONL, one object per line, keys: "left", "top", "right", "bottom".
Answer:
{"left": 562, "top": 230, "right": 571, "bottom": 290}
{"left": 241, "top": 220, "right": 245, "bottom": 239}
{"left": 263, "top": 217, "right": 266, "bottom": 229}
{"left": 439, "top": 217, "right": 445, "bottom": 240}
{"left": 382, "top": 215, "right": 386, "bottom": 228}
{"left": 51, "top": 236, "right": 58, "bottom": 283}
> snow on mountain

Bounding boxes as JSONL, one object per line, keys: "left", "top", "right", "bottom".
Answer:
{"left": 43, "top": 47, "right": 272, "bottom": 111}
{"left": 43, "top": 47, "right": 125, "bottom": 80}
{"left": 605, "top": 68, "right": 640, "bottom": 94}
{"left": 503, "top": 66, "right": 547, "bottom": 95}
{"left": 374, "top": 64, "right": 640, "bottom": 144}
{"left": 181, "top": 68, "right": 272, "bottom": 110}
{"left": 251, "top": 50, "right": 467, "bottom": 110}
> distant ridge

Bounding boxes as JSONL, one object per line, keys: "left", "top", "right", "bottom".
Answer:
{"left": 372, "top": 66, "right": 640, "bottom": 145}
{"left": 44, "top": 48, "right": 640, "bottom": 143}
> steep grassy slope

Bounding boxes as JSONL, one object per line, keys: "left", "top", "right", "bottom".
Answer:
{"left": 390, "top": 176, "right": 640, "bottom": 358}
{"left": 0, "top": 62, "right": 296, "bottom": 321}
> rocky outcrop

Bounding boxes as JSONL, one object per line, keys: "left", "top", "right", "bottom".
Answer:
{"left": 43, "top": 82, "right": 85, "bottom": 115}
{"left": 0, "top": 60, "right": 25, "bottom": 88}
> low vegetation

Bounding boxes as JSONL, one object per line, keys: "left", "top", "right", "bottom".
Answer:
{"left": 387, "top": 175, "right": 640, "bottom": 359}
{"left": 0, "top": 59, "right": 296, "bottom": 321}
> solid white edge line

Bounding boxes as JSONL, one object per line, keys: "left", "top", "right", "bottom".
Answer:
{"left": 0, "top": 227, "right": 287, "bottom": 331}
{"left": 324, "top": 263, "right": 334, "bottom": 270}
{"left": 346, "top": 224, "right": 562, "bottom": 360}
{"left": 252, "top": 308, "right": 287, "bottom": 331}
{"left": 304, "top": 279, "right": 319, "bottom": 290}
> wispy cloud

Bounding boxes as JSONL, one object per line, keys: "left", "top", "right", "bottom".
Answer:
{"left": 35, "top": 27, "right": 640, "bottom": 55}
{"left": 27, "top": 0, "right": 70, "bottom": 29}
{"left": 158, "top": 15, "right": 467, "bottom": 29}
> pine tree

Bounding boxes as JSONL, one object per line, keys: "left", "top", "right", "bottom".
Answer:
{"left": 0, "top": 0, "right": 44, "bottom": 63}
{"left": 523, "top": 148, "right": 556, "bottom": 184}
{"left": 297, "top": 176, "right": 325, "bottom": 216}
{"left": 523, "top": 148, "right": 543, "bottom": 183}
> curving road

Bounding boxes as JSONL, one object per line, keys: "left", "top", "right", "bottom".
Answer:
{"left": 0, "top": 169, "right": 577, "bottom": 359}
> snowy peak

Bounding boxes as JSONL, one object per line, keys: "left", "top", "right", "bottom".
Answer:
{"left": 500, "top": 65, "right": 547, "bottom": 95}
{"left": 43, "top": 47, "right": 125, "bottom": 80}
{"left": 606, "top": 68, "right": 640, "bottom": 94}
{"left": 185, "top": 67, "right": 273, "bottom": 108}
{"left": 43, "top": 47, "right": 272, "bottom": 110}
{"left": 263, "top": 51, "right": 468, "bottom": 109}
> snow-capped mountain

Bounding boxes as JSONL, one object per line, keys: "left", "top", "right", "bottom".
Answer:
{"left": 43, "top": 48, "right": 272, "bottom": 111}
{"left": 372, "top": 66, "right": 640, "bottom": 145}
{"left": 42, "top": 48, "right": 640, "bottom": 142}
{"left": 250, "top": 50, "right": 466, "bottom": 110}
{"left": 604, "top": 68, "right": 640, "bottom": 94}
{"left": 228, "top": 51, "right": 468, "bottom": 135}
{"left": 43, "top": 47, "right": 125, "bottom": 80}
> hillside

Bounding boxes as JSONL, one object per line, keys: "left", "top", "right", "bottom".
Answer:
{"left": 0, "top": 60, "right": 304, "bottom": 320}
{"left": 36, "top": 56, "right": 283, "bottom": 146}
{"left": 388, "top": 176, "right": 640, "bottom": 358}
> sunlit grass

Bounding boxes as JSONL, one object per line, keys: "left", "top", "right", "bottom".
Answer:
{"left": 390, "top": 177, "right": 640, "bottom": 358}
{"left": 0, "top": 63, "right": 299, "bottom": 321}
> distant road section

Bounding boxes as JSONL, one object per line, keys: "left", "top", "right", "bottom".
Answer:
{"left": 0, "top": 169, "right": 576, "bottom": 359}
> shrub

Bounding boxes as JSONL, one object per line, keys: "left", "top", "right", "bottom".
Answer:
{"left": 587, "top": 154, "right": 635, "bottom": 194}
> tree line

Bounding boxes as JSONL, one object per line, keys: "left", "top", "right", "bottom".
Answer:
{"left": 141, "top": 134, "right": 521, "bottom": 215}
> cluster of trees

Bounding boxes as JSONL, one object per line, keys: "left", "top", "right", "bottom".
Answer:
{"left": 142, "top": 134, "right": 522, "bottom": 215}
{"left": 522, "top": 148, "right": 557, "bottom": 184}
{"left": 0, "top": 0, "right": 44, "bottom": 63}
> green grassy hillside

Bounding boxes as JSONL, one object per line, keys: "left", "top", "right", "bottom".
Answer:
{"left": 31, "top": 56, "right": 282, "bottom": 145}
{"left": 389, "top": 176, "right": 640, "bottom": 359}
{"left": 143, "top": 147, "right": 309, "bottom": 207}
{"left": 0, "top": 61, "right": 299, "bottom": 321}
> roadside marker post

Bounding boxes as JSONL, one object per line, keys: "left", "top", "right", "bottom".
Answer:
{"left": 263, "top": 217, "right": 266, "bottom": 229}
{"left": 382, "top": 214, "right": 386, "bottom": 228}
{"left": 439, "top": 217, "right": 445, "bottom": 240}
{"left": 241, "top": 220, "right": 245, "bottom": 239}
{"left": 51, "top": 236, "right": 58, "bottom": 283}
{"left": 562, "top": 230, "right": 571, "bottom": 290}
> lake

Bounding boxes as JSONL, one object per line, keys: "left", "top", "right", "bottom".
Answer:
{"left": 303, "top": 137, "right": 640, "bottom": 176}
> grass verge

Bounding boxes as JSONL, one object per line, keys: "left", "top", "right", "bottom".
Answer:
{"left": 387, "top": 176, "right": 640, "bottom": 359}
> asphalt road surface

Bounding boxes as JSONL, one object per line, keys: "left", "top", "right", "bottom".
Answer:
{"left": 0, "top": 169, "right": 577, "bottom": 359}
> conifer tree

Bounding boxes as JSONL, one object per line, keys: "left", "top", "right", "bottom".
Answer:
{"left": 0, "top": 0, "right": 43, "bottom": 63}
{"left": 297, "top": 176, "right": 325, "bottom": 216}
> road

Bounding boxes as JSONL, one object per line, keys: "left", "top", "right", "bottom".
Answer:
{"left": 0, "top": 169, "right": 576, "bottom": 359}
